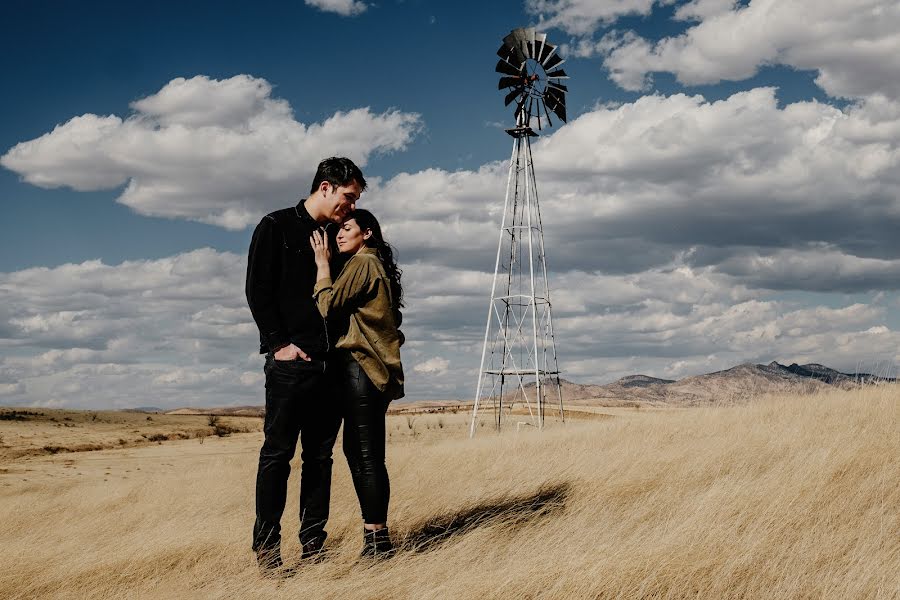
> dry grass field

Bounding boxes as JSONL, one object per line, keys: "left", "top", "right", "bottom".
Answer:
{"left": 0, "top": 409, "right": 261, "bottom": 461}
{"left": 1, "top": 386, "right": 897, "bottom": 599}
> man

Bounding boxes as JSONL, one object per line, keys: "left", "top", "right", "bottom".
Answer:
{"left": 246, "top": 156, "right": 365, "bottom": 572}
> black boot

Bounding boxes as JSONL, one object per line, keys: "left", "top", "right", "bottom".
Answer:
{"left": 361, "top": 527, "right": 395, "bottom": 559}
{"left": 255, "top": 546, "right": 288, "bottom": 577}
{"left": 301, "top": 535, "right": 327, "bottom": 562}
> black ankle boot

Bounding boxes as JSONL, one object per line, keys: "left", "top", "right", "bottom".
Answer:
{"left": 301, "top": 535, "right": 327, "bottom": 561}
{"left": 255, "top": 545, "right": 285, "bottom": 574}
{"left": 361, "top": 527, "right": 395, "bottom": 559}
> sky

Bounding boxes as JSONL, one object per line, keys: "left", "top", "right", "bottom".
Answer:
{"left": 2, "top": 0, "right": 900, "bottom": 408}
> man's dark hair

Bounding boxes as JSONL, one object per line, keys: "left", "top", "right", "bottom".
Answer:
{"left": 309, "top": 157, "right": 367, "bottom": 194}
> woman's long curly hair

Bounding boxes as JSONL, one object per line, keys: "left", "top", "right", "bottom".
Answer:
{"left": 348, "top": 209, "right": 404, "bottom": 309}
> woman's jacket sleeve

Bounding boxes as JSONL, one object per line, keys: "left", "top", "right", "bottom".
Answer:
{"left": 312, "top": 255, "right": 376, "bottom": 318}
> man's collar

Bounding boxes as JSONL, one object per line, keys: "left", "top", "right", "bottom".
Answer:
{"left": 295, "top": 198, "right": 319, "bottom": 224}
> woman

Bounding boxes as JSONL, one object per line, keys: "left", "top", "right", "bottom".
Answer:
{"left": 310, "top": 209, "right": 404, "bottom": 558}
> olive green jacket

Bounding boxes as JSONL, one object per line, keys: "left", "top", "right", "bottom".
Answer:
{"left": 313, "top": 248, "right": 405, "bottom": 400}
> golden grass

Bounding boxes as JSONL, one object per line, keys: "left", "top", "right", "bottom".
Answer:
{"left": 0, "top": 409, "right": 261, "bottom": 461}
{"left": 1, "top": 386, "right": 897, "bottom": 599}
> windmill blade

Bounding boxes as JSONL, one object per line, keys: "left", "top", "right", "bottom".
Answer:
{"left": 549, "top": 102, "right": 566, "bottom": 123}
{"left": 539, "top": 42, "right": 557, "bottom": 66}
{"left": 502, "top": 28, "right": 528, "bottom": 64}
{"left": 544, "top": 94, "right": 557, "bottom": 114}
{"left": 497, "top": 46, "right": 523, "bottom": 68}
{"left": 497, "top": 45, "right": 525, "bottom": 69}
{"left": 498, "top": 76, "right": 524, "bottom": 90}
{"left": 504, "top": 86, "right": 525, "bottom": 106}
{"left": 496, "top": 59, "right": 524, "bottom": 77}
{"left": 545, "top": 87, "right": 566, "bottom": 108}
{"left": 543, "top": 54, "right": 566, "bottom": 70}
{"left": 508, "top": 27, "right": 533, "bottom": 47}
{"left": 546, "top": 68, "right": 569, "bottom": 79}
{"left": 545, "top": 88, "right": 567, "bottom": 122}
{"left": 547, "top": 81, "right": 568, "bottom": 93}
{"left": 543, "top": 97, "right": 553, "bottom": 128}
{"left": 523, "top": 27, "right": 535, "bottom": 59}
{"left": 533, "top": 32, "right": 547, "bottom": 64}
{"left": 502, "top": 28, "right": 527, "bottom": 48}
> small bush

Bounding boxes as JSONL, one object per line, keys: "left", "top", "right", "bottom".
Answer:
{"left": 213, "top": 422, "right": 242, "bottom": 437}
{"left": 207, "top": 415, "right": 220, "bottom": 427}
{"left": 0, "top": 410, "right": 32, "bottom": 421}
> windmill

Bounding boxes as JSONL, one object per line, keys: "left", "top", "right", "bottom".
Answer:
{"left": 470, "top": 27, "right": 567, "bottom": 437}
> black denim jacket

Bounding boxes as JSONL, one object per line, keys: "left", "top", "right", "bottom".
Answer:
{"left": 245, "top": 200, "right": 336, "bottom": 357}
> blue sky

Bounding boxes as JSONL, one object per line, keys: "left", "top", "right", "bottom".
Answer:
{"left": 0, "top": 0, "right": 832, "bottom": 271}
{"left": 2, "top": 0, "right": 900, "bottom": 407}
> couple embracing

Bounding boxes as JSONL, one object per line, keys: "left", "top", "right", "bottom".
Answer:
{"left": 245, "top": 157, "right": 404, "bottom": 573}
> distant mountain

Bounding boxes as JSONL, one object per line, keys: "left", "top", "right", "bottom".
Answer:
{"left": 558, "top": 360, "right": 893, "bottom": 407}
{"left": 615, "top": 374, "right": 675, "bottom": 388}
{"left": 655, "top": 362, "right": 830, "bottom": 405}
{"left": 768, "top": 361, "right": 893, "bottom": 384}
{"left": 122, "top": 407, "right": 165, "bottom": 413}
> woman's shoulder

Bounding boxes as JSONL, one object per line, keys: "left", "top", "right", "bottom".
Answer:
{"left": 355, "top": 249, "right": 380, "bottom": 261}
{"left": 344, "top": 251, "right": 385, "bottom": 277}
{"left": 346, "top": 251, "right": 378, "bottom": 267}
{"left": 354, "top": 250, "right": 386, "bottom": 268}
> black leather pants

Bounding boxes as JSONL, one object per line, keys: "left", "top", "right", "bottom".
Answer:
{"left": 339, "top": 357, "right": 391, "bottom": 524}
{"left": 252, "top": 354, "right": 341, "bottom": 552}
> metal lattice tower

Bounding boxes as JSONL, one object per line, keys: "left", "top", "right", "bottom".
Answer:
{"left": 470, "top": 27, "right": 568, "bottom": 437}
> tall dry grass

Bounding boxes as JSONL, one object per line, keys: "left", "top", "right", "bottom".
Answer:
{"left": 1, "top": 386, "right": 897, "bottom": 599}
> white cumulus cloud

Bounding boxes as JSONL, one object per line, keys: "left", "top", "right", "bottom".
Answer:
{"left": 1, "top": 75, "right": 421, "bottom": 229}
{"left": 600, "top": 0, "right": 900, "bottom": 98}
{"left": 413, "top": 357, "right": 450, "bottom": 375}
{"left": 526, "top": 0, "right": 670, "bottom": 36}
{"left": 304, "top": 0, "right": 367, "bottom": 17}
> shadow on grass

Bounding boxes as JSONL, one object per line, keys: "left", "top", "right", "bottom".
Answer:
{"left": 400, "top": 481, "right": 571, "bottom": 553}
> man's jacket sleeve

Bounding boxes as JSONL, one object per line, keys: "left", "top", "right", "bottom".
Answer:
{"left": 246, "top": 217, "right": 289, "bottom": 351}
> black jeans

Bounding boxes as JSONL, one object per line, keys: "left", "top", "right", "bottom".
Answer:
{"left": 339, "top": 356, "right": 391, "bottom": 524}
{"left": 252, "top": 354, "right": 341, "bottom": 552}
